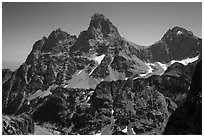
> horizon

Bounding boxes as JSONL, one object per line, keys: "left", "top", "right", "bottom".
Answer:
{"left": 2, "top": 2, "right": 202, "bottom": 70}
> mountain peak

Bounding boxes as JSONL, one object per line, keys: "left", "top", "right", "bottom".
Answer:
{"left": 70, "top": 13, "right": 121, "bottom": 55}
{"left": 89, "top": 13, "right": 109, "bottom": 29}
{"left": 162, "top": 26, "right": 195, "bottom": 41}
{"left": 91, "top": 13, "right": 108, "bottom": 21}
{"left": 88, "top": 13, "right": 120, "bottom": 39}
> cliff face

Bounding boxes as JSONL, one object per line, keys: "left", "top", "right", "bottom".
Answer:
{"left": 163, "top": 60, "right": 202, "bottom": 135}
{"left": 2, "top": 13, "right": 202, "bottom": 135}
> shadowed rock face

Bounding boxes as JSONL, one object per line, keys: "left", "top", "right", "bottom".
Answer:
{"left": 161, "top": 27, "right": 202, "bottom": 61}
{"left": 2, "top": 13, "right": 202, "bottom": 135}
{"left": 163, "top": 60, "right": 202, "bottom": 135}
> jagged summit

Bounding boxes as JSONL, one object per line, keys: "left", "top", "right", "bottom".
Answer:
{"left": 70, "top": 13, "right": 121, "bottom": 55}
{"left": 25, "top": 28, "right": 77, "bottom": 65}
{"left": 88, "top": 13, "right": 121, "bottom": 39}
{"left": 90, "top": 13, "right": 108, "bottom": 21}
{"left": 89, "top": 13, "right": 110, "bottom": 28}
{"left": 41, "top": 29, "right": 77, "bottom": 52}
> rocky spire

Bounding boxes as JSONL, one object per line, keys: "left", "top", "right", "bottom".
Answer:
{"left": 88, "top": 13, "right": 121, "bottom": 40}
{"left": 70, "top": 13, "right": 122, "bottom": 55}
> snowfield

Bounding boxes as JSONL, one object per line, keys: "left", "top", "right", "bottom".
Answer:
{"left": 156, "top": 62, "right": 168, "bottom": 71}
{"left": 170, "top": 55, "right": 199, "bottom": 66}
{"left": 122, "top": 126, "right": 128, "bottom": 132}
{"left": 94, "top": 54, "right": 105, "bottom": 64}
{"left": 138, "top": 55, "right": 199, "bottom": 78}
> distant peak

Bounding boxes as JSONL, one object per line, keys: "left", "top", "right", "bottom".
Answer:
{"left": 162, "top": 26, "right": 194, "bottom": 41}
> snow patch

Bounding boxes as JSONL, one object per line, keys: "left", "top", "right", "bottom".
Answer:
{"left": 139, "top": 61, "right": 168, "bottom": 77}
{"left": 122, "top": 126, "right": 128, "bottom": 132}
{"left": 94, "top": 54, "right": 105, "bottom": 64}
{"left": 95, "top": 132, "right": 101, "bottom": 135}
{"left": 89, "top": 66, "right": 97, "bottom": 75}
{"left": 139, "top": 73, "right": 148, "bottom": 77}
{"left": 89, "top": 90, "right": 94, "bottom": 94}
{"left": 139, "top": 63, "right": 154, "bottom": 77}
{"left": 63, "top": 85, "right": 68, "bottom": 88}
{"left": 156, "top": 62, "right": 168, "bottom": 71}
{"left": 85, "top": 96, "right": 91, "bottom": 102}
{"left": 132, "top": 128, "right": 136, "bottom": 134}
{"left": 171, "top": 55, "right": 199, "bottom": 66}
{"left": 146, "top": 63, "right": 154, "bottom": 73}
{"left": 133, "top": 77, "right": 139, "bottom": 80}
{"left": 135, "top": 55, "right": 198, "bottom": 78}
{"left": 111, "top": 109, "right": 114, "bottom": 114}
{"left": 27, "top": 101, "right": 30, "bottom": 105}
{"left": 177, "top": 30, "right": 182, "bottom": 35}
{"left": 77, "top": 69, "right": 83, "bottom": 75}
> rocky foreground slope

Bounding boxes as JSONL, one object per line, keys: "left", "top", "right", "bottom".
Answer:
{"left": 164, "top": 60, "right": 202, "bottom": 134}
{"left": 2, "top": 13, "right": 202, "bottom": 135}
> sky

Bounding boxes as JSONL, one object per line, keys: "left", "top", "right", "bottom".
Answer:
{"left": 2, "top": 2, "right": 202, "bottom": 70}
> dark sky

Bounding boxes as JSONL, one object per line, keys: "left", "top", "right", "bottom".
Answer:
{"left": 2, "top": 2, "right": 202, "bottom": 70}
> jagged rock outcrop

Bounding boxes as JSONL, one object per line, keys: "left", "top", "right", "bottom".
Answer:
{"left": 30, "top": 58, "right": 199, "bottom": 134}
{"left": 2, "top": 69, "right": 13, "bottom": 84}
{"left": 31, "top": 79, "right": 169, "bottom": 134}
{"left": 147, "top": 61, "right": 198, "bottom": 106}
{"left": 163, "top": 60, "right": 202, "bottom": 135}
{"left": 2, "top": 113, "right": 34, "bottom": 135}
{"left": 70, "top": 13, "right": 121, "bottom": 55}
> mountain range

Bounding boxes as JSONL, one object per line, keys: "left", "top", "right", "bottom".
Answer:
{"left": 2, "top": 13, "right": 202, "bottom": 135}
